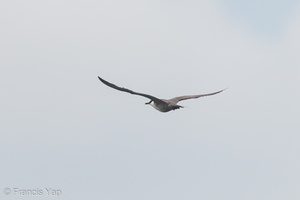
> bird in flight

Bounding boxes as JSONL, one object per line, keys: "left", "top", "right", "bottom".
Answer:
{"left": 98, "top": 76, "right": 225, "bottom": 113}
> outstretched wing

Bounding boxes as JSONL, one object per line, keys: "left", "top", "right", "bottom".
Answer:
{"left": 169, "top": 89, "right": 226, "bottom": 104}
{"left": 98, "top": 76, "right": 165, "bottom": 103}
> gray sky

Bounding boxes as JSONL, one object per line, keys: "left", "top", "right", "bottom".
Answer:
{"left": 1, "top": 0, "right": 300, "bottom": 199}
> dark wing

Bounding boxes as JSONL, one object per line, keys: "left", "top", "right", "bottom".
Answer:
{"left": 98, "top": 76, "right": 165, "bottom": 104}
{"left": 169, "top": 89, "right": 226, "bottom": 104}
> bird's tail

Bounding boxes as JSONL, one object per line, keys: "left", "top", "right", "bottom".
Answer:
{"left": 173, "top": 105, "right": 184, "bottom": 110}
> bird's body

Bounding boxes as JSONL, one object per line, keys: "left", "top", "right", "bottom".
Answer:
{"left": 148, "top": 99, "right": 183, "bottom": 112}
{"left": 98, "top": 76, "right": 225, "bottom": 113}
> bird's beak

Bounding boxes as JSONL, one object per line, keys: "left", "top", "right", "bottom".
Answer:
{"left": 145, "top": 101, "right": 151, "bottom": 105}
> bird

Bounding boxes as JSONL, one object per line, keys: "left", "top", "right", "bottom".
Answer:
{"left": 98, "top": 76, "right": 225, "bottom": 113}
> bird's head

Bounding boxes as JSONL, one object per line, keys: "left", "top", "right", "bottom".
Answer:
{"left": 145, "top": 100, "right": 152, "bottom": 105}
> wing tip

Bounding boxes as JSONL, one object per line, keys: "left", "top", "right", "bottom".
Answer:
{"left": 98, "top": 76, "right": 107, "bottom": 84}
{"left": 221, "top": 87, "right": 228, "bottom": 92}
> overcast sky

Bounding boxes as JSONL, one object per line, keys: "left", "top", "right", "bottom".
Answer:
{"left": 1, "top": 1, "right": 300, "bottom": 199}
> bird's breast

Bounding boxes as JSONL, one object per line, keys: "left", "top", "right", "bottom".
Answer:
{"left": 150, "top": 101, "right": 171, "bottom": 112}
